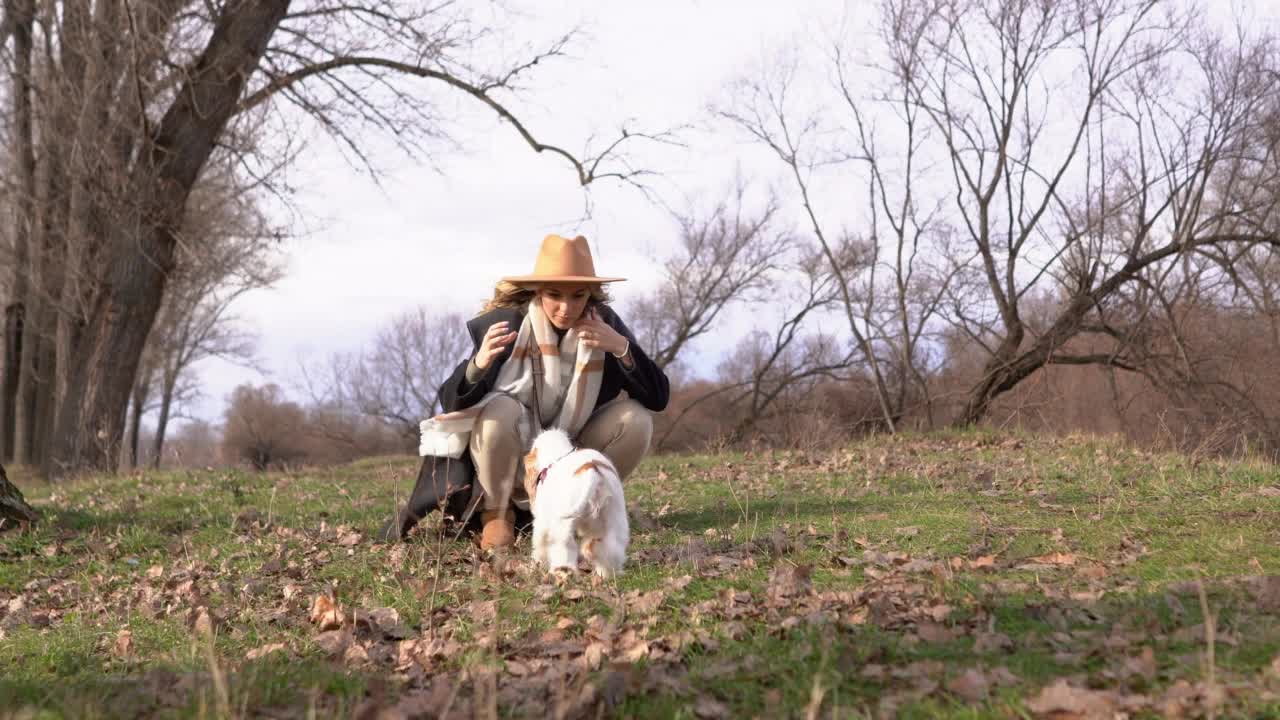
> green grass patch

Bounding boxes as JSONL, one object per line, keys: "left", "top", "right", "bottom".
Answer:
{"left": 4, "top": 432, "right": 1280, "bottom": 718}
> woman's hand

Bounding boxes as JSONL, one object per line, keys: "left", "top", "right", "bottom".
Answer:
{"left": 575, "top": 310, "right": 630, "bottom": 360}
{"left": 475, "top": 321, "right": 518, "bottom": 370}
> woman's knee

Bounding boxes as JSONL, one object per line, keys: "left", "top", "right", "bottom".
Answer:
{"left": 471, "top": 396, "right": 523, "bottom": 451}
{"left": 584, "top": 399, "right": 653, "bottom": 478}
{"left": 615, "top": 400, "right": 654, "bottom": 450}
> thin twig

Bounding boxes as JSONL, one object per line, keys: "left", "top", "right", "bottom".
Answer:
{"left": 1196, "top": 579, "right": 1218, "bottom": 720}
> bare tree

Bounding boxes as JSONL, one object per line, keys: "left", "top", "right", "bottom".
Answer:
{"left": 222, "top": 383, "right": 306, "bottom": 471}
{"left": 653, "top": 235, "right": 857, "bottom": 448}
{"left": 0, "top": 1, "right": 668, "bottom": 479}
{"left": 875, "top": 0, "right": 1280, "bottom": 425}
{"left": 628, "top": 182, "right": 792, "bottom": 371}
{"left": 160, "top": 419, "right": 221, "bottom": 469}
{"left": 139, "top": 165, "right": 282, "bottom": 468}
{"left": 323, "top": 307, "right": 472, "bottom": 446}
{"left": 720, "top": 0, "right": 1280, "bottom": 430}
{"left": 2, "top": 0, "right": 38, "bottom": 466}
{"left": 717, "top": 45, "right": 955, "bottom": 433}
{"left": 709, "top": 243, "right": 858, "bottom": 443}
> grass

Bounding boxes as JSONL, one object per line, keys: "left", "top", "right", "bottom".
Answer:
{"left": 2, "top": 428, "right": 1280, "bottom": 718}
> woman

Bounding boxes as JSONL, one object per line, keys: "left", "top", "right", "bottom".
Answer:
{"left": 421, "top": 234, "right": 669, "bottom": 550}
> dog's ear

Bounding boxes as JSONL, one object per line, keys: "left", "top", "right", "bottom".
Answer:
{"left": 522, "top": 448, "right": 539, "bottom": 503}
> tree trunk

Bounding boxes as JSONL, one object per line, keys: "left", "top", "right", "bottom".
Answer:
{"left": 127, "top": 388, "right": 146, "bottom": 469}
{"left": 5, "top": 0, "right": 36, "bottom": 467}
{"left": 128, "top": 349, "right": 156, "bottom": 469}
{"left": 55, "top": 0, "right": 107, "bottom": 440}
{"left": 0, "top": 462, "right": 37, "bottom": 528}
{"left": 0, "top": 303, "right": 22, "bottom": 462}
{"left": 955, "top": 293, "right": 1092, "bottom": 426}
{"left": 150, "top": 371, "right": 176, "bottom": 469}
{"left": 32, "top": 337, "right": 55, "bottom": 466}
{"left": 47, "top": 0, "right": 291, "bottom": 479}
{"left": 12, "top": 328, "right": 41, "bottom": 465}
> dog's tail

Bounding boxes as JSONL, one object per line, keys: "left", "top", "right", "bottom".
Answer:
{"left": 561, "top": 460, "right": 614, "bottom": 519}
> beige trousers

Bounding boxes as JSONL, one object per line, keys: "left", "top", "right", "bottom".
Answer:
{"left": 469, "top": 396, "right": 653, "bottom": 511}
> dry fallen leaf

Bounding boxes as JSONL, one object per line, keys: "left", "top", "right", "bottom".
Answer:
{"left": 343, "top": 641, "right": 370, "bottom": 665}
{"left": 946, "top": 667, "right": 990, "bottom": 702}
{"left": 282, "top": 583, "right": 303, "bottom": 602}
{"left": 349, "top": 607, "right": 408, "bottom": 641}
{"left": 767, "top": 564, "right": 812, "bottom": 600}
{"left": 667, "top": 574, "right": 694, "bottom": 591}
{"left": 989, "top": 666, "right": 1021, "bottom": 686}
{"left": 1248, "top": 575, "right": 1280, "bottom": 612}
{"left": 315, "top": 629, "right": 351, "bottom": 656}
{"left": 580, "top": 641, "right": 607, "bottom": 671}
{"left": 902, "top": 558, "right": 940, "bottom": 574}
{"left": 234, "top": 508, "right": 262, "bottom": 531}
{"left": 627, "top": 589, "right": 666, "bottom": 615}
{"left": 112, "top": 628, "right": 133, "bottom": 659}
{"left": 916, "top": 621, "right": 956, "bottom": 644}
{"left": 309, "top": 594, "right": 344, "bottom": 631}
{"left": 190, "top": 607, "right": 215, "bottom": 638}
{"left": 1029, "top": 551, "right": 1077, "bottom": 566}
{"left": 970, "top": 555, "right": 997, "bottom": 570}
{"left": 619, "top": 638, "right": 650, "bottom": 663}
{"left": 1025, "top": 679, "right": 1119, "bottom": 719}
{"left": 693, "top": 695, "right": 730, "bottom": 719}
{"left": 246, "top": 643, "right": 287, "bottom": 660}
{"left": 173, "top": 579, "right": 198, "bottom": 603}
{"left": 629, "top": 509, "right": 660, "bottom": 532}
{"left": 337, "top": 528, "right": 362, "bottom": 547}
{"left": 974, "top": 631, "right": 1013, "bottom": 653}
{"left": 506, "top": 658, "right": 534, "bottom": 677}
{"left": 1077, "top": 562, "right": 1109, "bottom": 580}
{"left": 1122, "top": 647, "right": 1157, "bottom": 681}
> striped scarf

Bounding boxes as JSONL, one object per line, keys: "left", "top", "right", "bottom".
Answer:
{"left": 418, "top": 300, "right": 605, "bottom": 458}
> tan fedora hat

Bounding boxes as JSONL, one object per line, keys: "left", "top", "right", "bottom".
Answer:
{"left": 502, "top": 234, "right": 625, "bottom": 284}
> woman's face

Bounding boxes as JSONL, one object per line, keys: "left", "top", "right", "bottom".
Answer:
{"left": 539, "top": 283, "right": 592, "bottom": 330}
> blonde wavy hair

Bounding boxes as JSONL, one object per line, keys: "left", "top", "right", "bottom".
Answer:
{"left": 481, "top": 280, "right": 611, "bottom": 314}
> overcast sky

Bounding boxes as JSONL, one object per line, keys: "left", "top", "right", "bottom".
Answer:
{"left": 185, "top": 0, "right": 851, "bottom": 426}
{"left": 183, "top": 0, "right": 1280, "bottom": 428}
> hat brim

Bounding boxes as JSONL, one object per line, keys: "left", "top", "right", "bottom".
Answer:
{"left": 502, "top": 275, "right": 626, "bottom": 284}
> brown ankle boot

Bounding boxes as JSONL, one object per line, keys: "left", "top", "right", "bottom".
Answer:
{"left": 479, "top": 509, "right": 515, "bottom": 550}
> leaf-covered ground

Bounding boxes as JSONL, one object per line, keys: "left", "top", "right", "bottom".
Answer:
{"left": 3, "top": 430, "right": 1280, "bottom": 718}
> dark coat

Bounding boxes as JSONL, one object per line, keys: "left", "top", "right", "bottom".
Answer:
{"left": 439, "top": 304, "right": 670, "bottom": 414}
{"left": 377, "top": 304, "right": 668, "bottom": 542}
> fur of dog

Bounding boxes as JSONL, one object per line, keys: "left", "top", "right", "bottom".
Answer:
{"left": 522, "top": 429, "right": 629, "bottom": 579}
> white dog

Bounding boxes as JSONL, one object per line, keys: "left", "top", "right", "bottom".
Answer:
{"left": 522, "top": 428, "right": 629, "bottom": 579}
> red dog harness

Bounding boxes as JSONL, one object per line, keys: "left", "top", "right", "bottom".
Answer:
{"left": 535, "top": 449, "right": 578, "bottom": 488}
